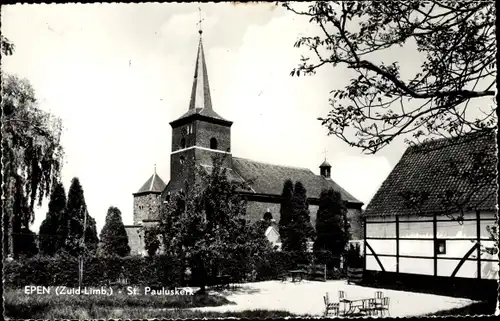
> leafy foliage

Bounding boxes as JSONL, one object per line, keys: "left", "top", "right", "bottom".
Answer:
{"left": 2, "top": 72, "right": 64, "bottom": 258}
{"left": 278, "top": 179, "right": 294, "bottom": 249}
{"left": 58, "top": 178, "right": 98, "bottom": 256}
{"left": 4, "top": 253, "right": 183, "bottom": 288}
{"left": 39, "top": 183, "right": 67, "bottom": 256}
{"left": 144, "top": 227, "right": 161, "bottom": 257}
{"left": 286, "top": 182, "right": 315, "bottom": 254}
{"left": 285, "top": 1, "right": 496, "bottom": 154}
{"left": 1, "top": 35, "right": 15, "bottom": 56}
{"left": 345, "top": 243, "right": 363, "bottom": 268}
{"left": 99, "top": 207, "right": 131, "bottom": 257}
{"left": 154, "top": 154, "right": 272, "bottom": 292}
{"left": 313, "top": 188, "right": 350, "bottom": 268}
{"left": 13, "top": 227, "right": 39, "bottom": 258}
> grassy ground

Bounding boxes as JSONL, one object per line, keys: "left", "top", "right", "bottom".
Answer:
{"left": 3, "top": 286, "right": 237, "bottom": 319}
{"left": 422, "top": 299, "right": 497, "bottom": 317}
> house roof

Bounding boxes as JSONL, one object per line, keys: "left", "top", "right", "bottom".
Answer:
{"left": 364, "top": 130, "right": 497, "bottom": 217}
{"left": 232, "top": 157, "right": 362, "bottom": 203}
{"left": 135, "top": 171, "right": 167, "bottom": 194}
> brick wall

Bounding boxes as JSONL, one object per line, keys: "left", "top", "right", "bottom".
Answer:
{"left": 133, "top": 193, "right": 162, "bottom": 225}
{"left": 195, "top": 120, "right": 231, "bottom": 152}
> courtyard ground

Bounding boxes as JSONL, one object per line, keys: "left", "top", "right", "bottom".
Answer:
{"left": 192, "top": 280, "right": 477, "bottom": 317}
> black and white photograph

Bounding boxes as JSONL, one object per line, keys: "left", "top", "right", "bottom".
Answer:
{"left": 1, "top": 1, "right": 498, "bottom": 319}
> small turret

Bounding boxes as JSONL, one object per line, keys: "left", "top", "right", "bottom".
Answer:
{"left": 320, "top": 159, "right": 331, "bottom": 178}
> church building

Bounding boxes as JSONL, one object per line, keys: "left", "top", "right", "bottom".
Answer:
{"left": 124, "top": 29, "right": 363, "bottom": 256}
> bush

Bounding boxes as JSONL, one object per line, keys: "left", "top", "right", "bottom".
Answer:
{"left": 4, "top": 254, "right": 183, "bottom": 287}
{"left": 254, "top": 251, "right": 315, "bottom": 281}
{"left": 345, "top": 243, "right": 363, "bottom": 268}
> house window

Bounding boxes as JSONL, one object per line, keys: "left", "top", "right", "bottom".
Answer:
{"left": 180, "top": 138, "right": 186, "bottom": 149}
{"left": 210, "top": 137, "right": 218, "bottom": 150}
{"left": 436, "top": 239, "right": 446, "bottom": 255}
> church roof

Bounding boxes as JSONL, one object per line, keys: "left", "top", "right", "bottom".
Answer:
{"left": 231, "top": 157, "right": 362, "bottom": 204}
{"left": 170, "top": 36, "right": 230, "bottom": 125}
{"left": 135, "top": 171, "right": 167, "bottom": 195}
{"left": 364, "top": 130, "right": 497, "bottom": 217}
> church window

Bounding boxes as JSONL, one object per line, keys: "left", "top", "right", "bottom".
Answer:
{"left": 180, "top": 138, "right": 186, "bottom": 149}
{"left": 210, "top": 137, "right": 218, "bottom": 150}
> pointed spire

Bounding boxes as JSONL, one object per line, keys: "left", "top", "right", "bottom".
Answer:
{"left": 189, "top": 8, "right": 212, "bottom": 111}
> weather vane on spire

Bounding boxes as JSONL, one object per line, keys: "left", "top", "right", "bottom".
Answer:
{"left": 197, "top": 7, "right": 204, "bottom": 35}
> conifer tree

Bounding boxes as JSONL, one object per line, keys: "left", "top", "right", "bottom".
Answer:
{"left": 59, "top": 177, "right": 99, "bottom": 255}
{"left": 99, "top": 206, "right": 130, "bottom": 256}
{"left": 39, "top": 182, "right": 67, "bottom": 256}
{"left": 314, "top": 188, "right": 350, "bottom": 268}
{"left": 278, "top": 179, "right": 294, "bottom": 252}
{"left": 287, "top": 181, "right": 315, "bottom": 254}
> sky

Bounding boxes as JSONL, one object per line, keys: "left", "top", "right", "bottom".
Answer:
{"left": 1, "top": 2, "right": 416, "bottom": 233}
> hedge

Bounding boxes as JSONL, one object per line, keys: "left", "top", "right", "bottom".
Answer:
{"left": 4, "top": 254, "right": 183, "bottom": 288}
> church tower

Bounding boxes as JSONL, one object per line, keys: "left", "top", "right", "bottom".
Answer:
{"left": 133, "top": 165, "right": 166, "bottom": 224}
{"left": 165, "top": 28, "right": 233, "bottom": 196}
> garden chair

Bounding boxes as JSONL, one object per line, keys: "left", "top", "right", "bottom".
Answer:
{"left": 323, "top": 293, "right": 340, "bottom": 317}
{"left": 374, "top": 291, "right": 384, "bottom": 307}
{"left": 373, "top": 296, "right": 390, "bottom": 317}
{"left": 359, "top": 298, "right": 376, "bottom": 316}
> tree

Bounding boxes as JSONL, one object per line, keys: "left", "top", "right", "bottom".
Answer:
{"left": 1, "top": 35, "right": 15, "bottom": 56}
{"left": 314, "top": 188, "right": 350, "bottom": 268}
{"left": 13, "top": 227, "right": 39, "bottom": 258}
{"left": 285, "top": 1, "right": 496, "bottom": 154}
{"left": 286, "top": 182, "right": 315, "bottom": 255}
{"left": 278, "top": 179, "right": 294, "bottom": 251}
{"left": 285, "top": 1, "right": 497, "bottom": 254}
{"left": 155, "top": 155, "right": 271, "bottom": 293}
{"left": 39, "top": 182, "right": 67, "bottom": 256}
{"left": 2, "top": 71, "right": 64, "bottom": 259}
{"left": 59, "top": 178, "right": 98, "bottom": 256}
{"left": 144, "top": 227, "right": 161, "bottom": 257}
{"left": 99, "top": 206, "right": 130, "bottom": 257}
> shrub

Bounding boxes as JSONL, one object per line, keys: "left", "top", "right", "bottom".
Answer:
{"left": 4, "top": 254, "right": 182, "bottom": 287}
{"left": 345, "top": 243, "right": 363, "bottom": 268}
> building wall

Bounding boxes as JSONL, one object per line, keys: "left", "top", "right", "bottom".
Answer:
{"left": 133, "top": 193, "right": 162, "bottom": 225}
{"left": 195, "top": 120, "right": 231, "bottom": 152}
{"left": 365, "top": 211, "right": 498, "bottom": 279}
{"left": 245, "top": 200, "right": 363, "bottom": 240}
{"left": 125, "top": 226, "right": 146, "bottom": 256}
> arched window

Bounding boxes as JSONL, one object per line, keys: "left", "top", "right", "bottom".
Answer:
{"left": 180, "top": 138, "right": 186, "bottom": 149}
{"left": 210, "top": 137, "right": 218, "bottom": 150}
{"left": 180, "top": 155, "right": 185, "bottom": 165}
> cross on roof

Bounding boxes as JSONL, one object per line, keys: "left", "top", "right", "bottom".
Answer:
{"left": 197, "top": 7, "right": 204, "bottom": 35}
{"left": 323, "top": 148, "right": 328, "bottom": 160}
